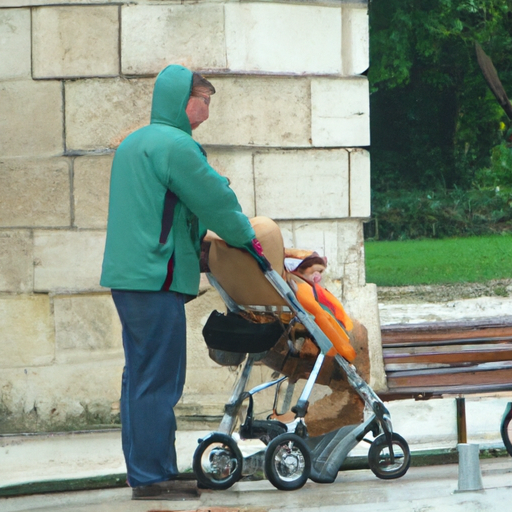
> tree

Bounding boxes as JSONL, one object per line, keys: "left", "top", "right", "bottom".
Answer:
{"left": 369, "top": 0, "right": 512, "bottom": 191}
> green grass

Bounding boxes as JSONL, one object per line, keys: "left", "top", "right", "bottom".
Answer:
{"left": 365, "top": 234, "right": 512, "bottom": 287}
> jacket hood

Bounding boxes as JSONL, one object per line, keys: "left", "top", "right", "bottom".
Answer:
{"left": 150, "top": 65, "right": 193, "bottom": 135}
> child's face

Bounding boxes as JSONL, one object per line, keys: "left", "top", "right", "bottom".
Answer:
{"left": 299, "top": 263, "right": 326, "bottom": 283}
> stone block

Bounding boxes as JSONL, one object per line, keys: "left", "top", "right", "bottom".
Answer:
{"left": 65, "top": 78, "right": 153, "bottom": 152}
{"left": 231, "top": 0, "right": 356, "bottom": 5}
{"left": 0, "top": 158, "right": 70, "bottom": 228}
{"left": 343, "top": 284, "right": 386, "bottom": 391}
{"left": 337, "top": 219, "right": 365, "bottom": 289}
{"left": 0, "top": 360, "right": 123, "bottom": 432}
{"left": 34, "top": 230, "right": 106, "bottom": 293}
{"left": 276, "top": 221, "right": 294, "bottom": 248}
{"left": 122, "top": 4, "right": 226, "bottom": 75}
{"left": 292, "top": 220, "right": 341, "bottom": 278}
{"left": 0, "top": 295, "right": 54, "bottom": 368}
{"left": 53, "top": 293, "right": 122, "bottom": 364}
{"left": 193, "top": 76, "right": 310, "bottom": 147}
{"left": 183, "top": 367, "right": 240, "bottom": 397}
{"left": 342, "top": 6, "right": 369, "bottom": 76}
{"left": 73, "top": 155, "right": 113, "bottom": 229}
{"left": 225, "top": 3, "right": 341, "bottom": 74}
{"left": 311, "top": 77, "right": 370, "bottom": 147}
{"left": 254, "top": 149, "right": 349, "bottom": 219}
{"left": 0, "top": 9, "right": 31, "bottom": 79}
{"left": 349, "top": 149, "right": 371, "bottom": 218}
{"left": 185, "top": 285, "right": 229, "bottom": 369}
{"left": 3, "top": 0, "right": 126, "bottom": 5}
{"left": 0, "top": 230, "right": 33, "bottom": 293}
{"left": 184, "top": 286, "right": 247, "bottom": 400}
{"left": 0, "top": 80, "right": 63, "bottom": 158}
{"left": 183, "top": 283, "right": 279, "bottom": 405}
{"left": 206, "top": 149, "right": 255, "bottom": 218}
{"left": 183, "top": 364, "right": 275, "bottom": 412}
{"left": 32, "top": 6, "right": 119, "bottom": 79}
{"left": 284, "top": 219, "right": 365, "bottom": 288}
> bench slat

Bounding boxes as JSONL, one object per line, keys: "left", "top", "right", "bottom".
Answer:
{"left": 387, "top": 363, "right": 512, "bottom": 390}
{"left": 382, "top": 334, "right": 512, "bottom": 348}
{"left": 384, "top": 343, "right": 512, "bottom": 366}
{"left": 381, "top": 321, "right": 512, "bottom": 346}
{"left": 380, "top": 318, "right": 512, "bottom": 398}
{"left": 380, "top": 382, "right": 512, "bottom": 398}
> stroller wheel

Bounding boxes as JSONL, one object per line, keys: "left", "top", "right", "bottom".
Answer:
{"left": 264, "top": 433, "right": 311, "bottom": 491}
{"left": 368, "top": 432, "right": 411, "bottom": 480}
{"left": 193, "top": 433, "right": 243, "bottom": 490}
{"left": 500, "top": 402, "right": 512, "bottom": 457}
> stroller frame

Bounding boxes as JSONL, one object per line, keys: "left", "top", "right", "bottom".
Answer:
{"left": 193, "top": 267, "right": 411, "bottom": 491}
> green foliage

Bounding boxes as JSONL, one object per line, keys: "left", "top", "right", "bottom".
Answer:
{"left": 474, "top": 139, "right": 512, "bottom": 188}
{"left": 369, "top": 0, "right": 512, "bottom": 92}
{"left": 369, "top": 0, "right": 512, "bottom": 192}
{"left": 367, "top": 187, "right": 512, "bottom": 240}
{"left": 370, "top": 84, "right": 462, "bottom": 189}
{"left": 365, "top": 234, "right": 512, "bottom": 286}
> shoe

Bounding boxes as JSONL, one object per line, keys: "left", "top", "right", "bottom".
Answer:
{"left": 131, "top": 479, "right": 201, "bottom": 500}
{"left": 173, "top": 471, "right": 197, "bottom": 481}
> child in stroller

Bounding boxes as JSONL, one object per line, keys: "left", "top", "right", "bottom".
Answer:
{"left": 195, "top": 217, "right": 410, "bottom": 491}
{"left": 284, "top": 249, "right": 327, "bottom": 284}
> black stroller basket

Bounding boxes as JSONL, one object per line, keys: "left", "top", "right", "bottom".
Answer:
{"left": 203, "top": 310, "right": 285, "bottom": 354}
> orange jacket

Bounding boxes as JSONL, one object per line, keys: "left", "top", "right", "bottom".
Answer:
{"left": 295, "top": 282, "right": 356, "bottom": 362}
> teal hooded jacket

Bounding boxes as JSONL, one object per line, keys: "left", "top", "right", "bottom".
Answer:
{"left": 100, "top": 65, "right": 255, "bottom": 295}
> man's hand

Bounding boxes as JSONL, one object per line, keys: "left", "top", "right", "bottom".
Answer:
{"left": 245, "top": 238, "right": 272, "bottom": 271}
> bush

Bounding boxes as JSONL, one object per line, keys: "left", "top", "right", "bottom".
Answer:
{"left": 366, "top": 187, "right": 512, "bottom": 240}
{"left": 474, "top": 141, "right": 512, "bottom": 189}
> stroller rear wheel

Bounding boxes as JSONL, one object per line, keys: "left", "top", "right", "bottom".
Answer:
{"left": 368, "top": 432, "right": 411, "bottom": 480}
{"left": 264, "top": 433, "right": 311, "bottom": 491}
{"left": 193, "top": 433, "right": 243, "bottom": 490}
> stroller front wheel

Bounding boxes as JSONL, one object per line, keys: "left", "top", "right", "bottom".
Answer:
{"left": 193, "top": 433, "right": 243, "bottom": 490}
{"left": 368, "top": 432, "right": 411, "bottom": 480}
{"left": 264, "top": 433, "right": 311, "bottom": 491}
{"left": 500, "top": 402, "right": 512, "bottom": 456}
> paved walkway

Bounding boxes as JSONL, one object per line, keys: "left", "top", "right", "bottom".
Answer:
{"left": 2, "top": 394, "right": 510, "bottom": 492}
{"left": 2, "top": 457, "right": 512, "bottom": 512}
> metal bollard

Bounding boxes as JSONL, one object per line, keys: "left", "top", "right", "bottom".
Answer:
{"left": 456, "top": 443, "right": 483, "bottom": 492}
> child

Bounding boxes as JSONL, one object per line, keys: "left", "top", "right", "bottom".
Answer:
{"left": 284, "top": 250, "right": 327, "bottom": 284}
{"left": 284, "top": 248, "right": 354, "bottom": 359}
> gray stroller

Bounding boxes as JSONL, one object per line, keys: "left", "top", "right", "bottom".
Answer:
{"left": 193, "top": 217, "right": 410, "bottom": 491}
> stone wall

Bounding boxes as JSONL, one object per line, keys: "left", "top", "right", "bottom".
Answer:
{"left": 0, "top": 0, "right": 384, "bottom": 433}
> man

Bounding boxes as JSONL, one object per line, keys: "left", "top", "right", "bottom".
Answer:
{"left": 101, "top": 65, "right": 265, "bottom": 498}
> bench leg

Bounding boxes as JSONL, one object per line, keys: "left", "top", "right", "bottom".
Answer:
{"left": 456, "top": 397, "right": 467, "bottom": 444}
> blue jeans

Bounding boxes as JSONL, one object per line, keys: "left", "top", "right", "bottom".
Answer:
{"left": 111, "top": 290, "right": 186, "bottom": 487}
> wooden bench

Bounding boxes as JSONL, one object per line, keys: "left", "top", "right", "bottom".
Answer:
{"left": 378, "top": 316, "right": 512, "bottom": 442}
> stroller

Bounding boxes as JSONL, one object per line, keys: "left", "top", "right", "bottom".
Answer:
{"left": 193, "top": 217, "right": 410, "bottom": 491}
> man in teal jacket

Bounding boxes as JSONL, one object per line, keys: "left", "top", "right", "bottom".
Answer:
{"left": 101, "top": 65, "right": 264, "bottom": 498}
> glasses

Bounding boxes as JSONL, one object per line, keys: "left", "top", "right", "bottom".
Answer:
{"left": 192, "top": 94, "right": 210, "bottom": 106}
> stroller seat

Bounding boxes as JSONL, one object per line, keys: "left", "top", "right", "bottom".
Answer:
{"left": 206, "top": 216, "right": 288, "bottom": 306}
{"left": 204, "top": 217, "right": 354, "bottom": 359}
{"left": 202, "top": 216, "right": 294, "bottom": 359}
